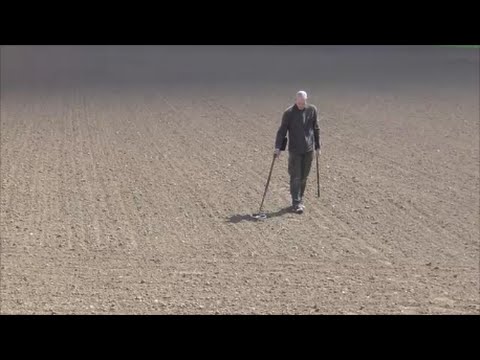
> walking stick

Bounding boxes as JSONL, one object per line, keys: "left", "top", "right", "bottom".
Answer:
{"left": 316, "top": 151, "right": 320, "bottom": 198}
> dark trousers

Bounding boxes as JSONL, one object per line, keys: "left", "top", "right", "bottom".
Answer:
{"left": 288, "top": 151, "right": 314, "bottom": 206}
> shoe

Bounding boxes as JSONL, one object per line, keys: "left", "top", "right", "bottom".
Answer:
{"left": 293, "top": 204, "right": 304, "bottom": 214}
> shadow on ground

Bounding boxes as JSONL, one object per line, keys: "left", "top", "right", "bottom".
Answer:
{"left": 226, "top": 206, "right": 293, "bottom": 223}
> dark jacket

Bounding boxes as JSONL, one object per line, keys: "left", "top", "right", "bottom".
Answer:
{"left": 275, "top": 104, "right": 320, "bottom": 154}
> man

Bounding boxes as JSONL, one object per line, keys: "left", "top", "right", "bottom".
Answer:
{"left": 274, "top": 90, "right": 321, "bottom": 214}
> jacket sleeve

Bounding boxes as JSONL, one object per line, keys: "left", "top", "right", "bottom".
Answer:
{"left": 313, "top": 107, "right": 321, "bottom": 150}
{"left": 275, "top": 110, "right": 289, "bottom": 150}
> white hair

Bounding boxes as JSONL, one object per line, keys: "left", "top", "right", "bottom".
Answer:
{"left": 296, "top": 90, "right": 308, "bottom": 99}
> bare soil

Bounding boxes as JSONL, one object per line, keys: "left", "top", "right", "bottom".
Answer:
{"left": 1, "top": 46, "right": 478, "bottom": 314}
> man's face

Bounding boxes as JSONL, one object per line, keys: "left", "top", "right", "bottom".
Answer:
{"left": 296, "top": 95, "right": 306, "bottom": 109}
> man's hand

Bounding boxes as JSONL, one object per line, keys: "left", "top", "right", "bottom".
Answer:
{"left": 274, "top": 148, "right": 281, "bottom": 158}
{"left": 315, "top": 148, "right": 321, "bottom": 157}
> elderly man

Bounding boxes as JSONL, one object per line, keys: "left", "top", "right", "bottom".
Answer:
{"left": 274, "top": 91, "right": 321, "bottom": 214}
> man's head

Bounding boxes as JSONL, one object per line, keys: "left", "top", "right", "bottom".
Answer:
{"left": 295, "top": 90, "right": 308, "bottom": 110}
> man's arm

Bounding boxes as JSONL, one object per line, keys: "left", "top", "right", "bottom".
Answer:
{"left": 275, "top": 111, "right": 289, "bottom": 150}
{"left": 313, "top": 107, "right": 321, "bottom": 150}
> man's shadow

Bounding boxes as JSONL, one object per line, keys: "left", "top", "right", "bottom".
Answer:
{"left": 226, "top": 206, "right": 292, "bottom": 224}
